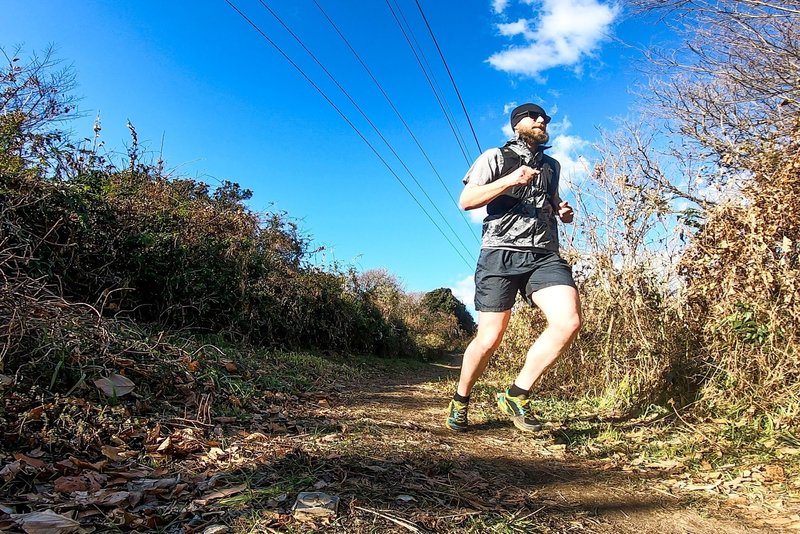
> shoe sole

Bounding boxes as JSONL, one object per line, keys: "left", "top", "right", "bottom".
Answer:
{"left": 496, "top": 393, "right": 542, "bottom": 432}
{"left": 444, "top": 420, "right": 468, "bottom": 432}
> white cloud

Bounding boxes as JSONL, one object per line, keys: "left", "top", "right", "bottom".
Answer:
{"left": 468, "top": 205, "right": 488, "bottom": 223}
{"left": 492, "top": 0, "right": 510, "bottom": 14}
{"left": 487, "top": 0, "right": 620, "bottom": 80}
{"left": 497, "top": 19, "right": 536, "bottom": 40}
{"left": 451, "top": 274, "right": 477, "bottom": 316}
{"left": 548, "top": 132, "right": 591, "bottom": 190}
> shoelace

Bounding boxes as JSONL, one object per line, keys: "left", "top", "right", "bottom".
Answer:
{"left": 515, "top": 397, "right": 532, "bottom": 417}
{"left": 451, "top": 402, "right": 467, "bottom": 422}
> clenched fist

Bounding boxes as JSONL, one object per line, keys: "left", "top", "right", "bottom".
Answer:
{"left": 558, "top": 201, "right": 574, "bottom": 223}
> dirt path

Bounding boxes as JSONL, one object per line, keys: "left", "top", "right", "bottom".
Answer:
{"left": 309, "top": 355, "right": 779, "bottom": 533}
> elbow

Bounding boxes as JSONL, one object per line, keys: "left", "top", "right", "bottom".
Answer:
{"left": 459, "top": 192, "right": 477, "bottom": 211}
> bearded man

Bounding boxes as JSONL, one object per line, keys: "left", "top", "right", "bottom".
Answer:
{"left": 445, "top": 103, "right": 582, "bottom": 433}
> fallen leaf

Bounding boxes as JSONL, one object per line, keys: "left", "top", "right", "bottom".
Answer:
{"left": 11, "top": 510, "right": 81, "bottom": 534}
{"left": 55, "top": 474, "right": 103, "bottom": 493}
{"left": 76, "top": 489, "right": 131, "bottom": 507}
{"left": 94, "top": 374, "right": 135, "bottom": 397}
{"left": 0, "top": 461, "right": 22, "bottom": 481}
{"left": 68, "top": 456, "right": 107, "bottom": 472}
{"left": 13, "top": 453, "right": 46, "bottom": 469}
{"left": 101, "top": 445, "right": 137, "bottom": 461}
{"left": 765, "top": 516, "right": 800, "bottom": 527}
{"left": 765, "top": 465, "right": 785, "bottom": 481}
{"left": 0, "top": 374, "right": 13, "bottom": 388}
{"left": 193, "top": 483, "right": 247, "bottom": 505}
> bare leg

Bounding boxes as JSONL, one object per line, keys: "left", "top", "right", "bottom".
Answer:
{"left": 456, "top": 310, "right": 511, "bottom": 397}
{"left": 514, "top": 285, "right": 582, "bottom": 391}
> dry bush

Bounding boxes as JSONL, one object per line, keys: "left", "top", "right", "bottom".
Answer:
{"left": 1, "top": 47, "right": 472, "bottom": 366}
{"left": 680, "top": 126, "right": 800, "bottom": 410}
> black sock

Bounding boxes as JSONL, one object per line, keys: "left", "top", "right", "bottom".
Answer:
{"left": 453, "top": 392, "right": 470, "bottom": 404}
{"left": 507, "top": 384, "right": 529, "bottom": 399}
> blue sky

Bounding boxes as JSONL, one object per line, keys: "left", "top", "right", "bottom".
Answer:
{"left": 2, "top": 0, "right": 671, "bottom": 309}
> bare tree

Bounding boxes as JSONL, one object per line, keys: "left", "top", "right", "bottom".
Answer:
{"left": 1, "top": 46, "right": 77, "bottom": 131}
{"left": 630, "top": 0, "right": 800, "bottom": 185}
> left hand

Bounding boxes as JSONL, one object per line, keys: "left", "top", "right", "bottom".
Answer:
{"left": 558, "top": 201, "right": 574, "bottom": 223}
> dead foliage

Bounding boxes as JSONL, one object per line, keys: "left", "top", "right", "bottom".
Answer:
{"left": 679, "top": 125, "right": 800, "bottom": 407}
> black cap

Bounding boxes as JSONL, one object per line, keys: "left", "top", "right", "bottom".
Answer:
{"left": 510, "top": 103, "right": 551, "bottom": 128}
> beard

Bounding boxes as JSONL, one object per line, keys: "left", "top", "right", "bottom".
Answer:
{"left": 516, "top": 123, "right": 550, "bottom": 145}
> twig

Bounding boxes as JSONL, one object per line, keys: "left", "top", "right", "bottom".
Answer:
{"left": 670, "top": 402, "right": 713, "bottom": 443}
{"left": 353, "top": 505, "right": 425, "bottom": 533}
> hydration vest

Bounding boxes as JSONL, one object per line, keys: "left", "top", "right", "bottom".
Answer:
{"left": 485, "top": 142, "right": 560, "bottom": 218}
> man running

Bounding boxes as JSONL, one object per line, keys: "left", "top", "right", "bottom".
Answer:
{"left": 445, "top": 103, "right": 582, "bottom": 432}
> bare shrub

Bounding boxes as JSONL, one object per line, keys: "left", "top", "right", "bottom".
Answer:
{"left": 679, "top": 125, "right": 800, "bottom": 408}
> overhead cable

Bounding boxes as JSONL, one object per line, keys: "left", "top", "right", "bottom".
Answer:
{"left": 255, "top": 0, "right": 476, "bottom": 260}
{"left": 388, "top": 0, "right": 472, "bottom": 160}
{"left": 383, "top": 0, "right": 473, "bottom": 167}
{"left": 223, "top": 0, "right": 476, "bottom": 269}
{"left": 311, "top": 0, "right": 479, "bottom": 244}
{"left": 414, "top": 0, "right": 483, "bottom": 155}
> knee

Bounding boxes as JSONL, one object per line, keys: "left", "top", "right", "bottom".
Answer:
{"left": 474, "top": 329, "right": 504, "bottom": 353}
{"left": 552, "top": 312, "right": 582, "bottom": 339}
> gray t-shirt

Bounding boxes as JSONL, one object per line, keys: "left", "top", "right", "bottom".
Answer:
{"left": 462, "top": 138, "right": 561, "bottom": 252}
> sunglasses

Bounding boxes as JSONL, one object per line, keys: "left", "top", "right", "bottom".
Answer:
{"left": 516, "top": 110, "right": 551, "bottom": 124}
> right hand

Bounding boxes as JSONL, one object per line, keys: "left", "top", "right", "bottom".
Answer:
{"left": 508, "top": 165, "right": 538, "bottom": 187}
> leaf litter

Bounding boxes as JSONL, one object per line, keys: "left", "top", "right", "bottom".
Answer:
{"left": 1, "top": 349, "right": 798, "bottom": 532}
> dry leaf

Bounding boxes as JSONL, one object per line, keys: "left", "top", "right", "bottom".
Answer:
{"left": 94, "top": 374, "right": 135, "bottom": 397}
{"left": 101, "top": 445, "right": 136, "bottom": 461}
{"left": 193, "top": 483, "right": 247, "bottom": 505}
{"left": 13, "top": 453, "right": 46, "bottom": 469}
{"left": 11, "top": 509, "right": 82, "bottom": 534}
{"left": 765, "top": 465, "right": 785, "bottom": 481}
{"left": 0, "top": 461, "right": 22, "bottom": 482}
{"left": 68, "top": 456, "right": 107, "bottom": 472}
{"left": 243, "top": 432, "right": 268, "bottom": 442}
{"left": 55, "top": 475, "right": 99, "bottom": 494}
{"left": 766, "top": 516, "right": 800, "bottom": 527}
{"left": 77, "top": 489, "right": 131, "bottom": 507}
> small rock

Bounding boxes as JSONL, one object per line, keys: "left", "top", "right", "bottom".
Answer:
{"left": 292, "top": 492, "right": 339, "bottom": 519}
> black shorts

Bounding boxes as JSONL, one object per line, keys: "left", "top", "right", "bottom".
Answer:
{"left": 474, "top": 248, "right": 576, "bottom": 312}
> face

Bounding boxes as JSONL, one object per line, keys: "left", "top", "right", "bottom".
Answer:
{"left": 515, "top": 114, "right": 549, "bottom": 144}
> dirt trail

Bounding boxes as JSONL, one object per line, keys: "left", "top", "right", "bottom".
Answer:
{"left": 320, "top": 355, "right": 776, "bottom": 533}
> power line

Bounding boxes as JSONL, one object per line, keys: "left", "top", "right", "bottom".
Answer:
{"left": 223, "top": 0, "right": 476, "bottom": 269}
{"left": 383, "top": 0, "right": 473, "bottom": 167}
{"left": 414, "top": 0, "right": 482, "bottom": 155}
{"left": 311, "top": 0, "right": 480, "bottom": 244}
{"left": 254, "top": 0, "right": 476, "bottom": 261}
{"left": 389, "top": 0, "right": 472, "bottom": 160}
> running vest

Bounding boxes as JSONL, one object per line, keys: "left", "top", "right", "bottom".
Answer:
{"left": 481, "top": 140, "right": 561, "bottom": 251}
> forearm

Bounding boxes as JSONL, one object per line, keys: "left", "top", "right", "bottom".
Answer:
{"left": 460, "top": 177, "right": 515, "bottom": 210}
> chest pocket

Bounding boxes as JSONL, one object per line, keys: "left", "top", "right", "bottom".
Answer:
{"left": 486, "top": 148, "right": 552, "bottom": 217}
